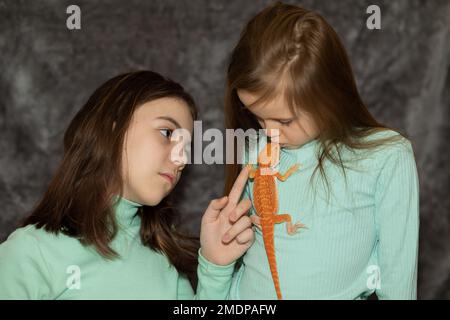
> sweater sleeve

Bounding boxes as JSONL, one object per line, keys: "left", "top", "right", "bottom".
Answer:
{"left": 0, "top": 230, "right": 53, "bottom": 299}
{"left": 177, "top": 249, "right": 235, "bottom": 300}
{"left": 374, "top": 141, "right": 420, "bottom": 300}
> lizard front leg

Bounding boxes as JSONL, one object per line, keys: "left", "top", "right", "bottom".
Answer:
{"left": 246, "top": 164, "right": 257, "bottom": 179}
{"left": 275, "top": 164, "right": 300, "bottom": 181}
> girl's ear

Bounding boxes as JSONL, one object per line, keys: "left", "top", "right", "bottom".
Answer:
{"left": 112, "top": 121, "right": 116, "bottom": 131}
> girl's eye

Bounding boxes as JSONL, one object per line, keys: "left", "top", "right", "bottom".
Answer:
{"left": 159, "top": 129, "right": 173, "bottom": 139}
{"left": 279, "top": 120, "right": 293, "bottom": 126}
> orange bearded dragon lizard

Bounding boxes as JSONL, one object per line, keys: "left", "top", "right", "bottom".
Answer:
{"left": 246, "top": 141, "right": 307, "bottom": 300}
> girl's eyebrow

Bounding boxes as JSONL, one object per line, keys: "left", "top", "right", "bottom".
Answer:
{"left": 155, "top": 116, "right": 181, "bottom": 128}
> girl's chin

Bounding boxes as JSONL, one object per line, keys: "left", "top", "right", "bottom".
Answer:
{"left": 132, "top": 180, "right": 176, "bottom": 206}
{"left": 142, "top": 198, "right": 163, "bottom": 207}
{"left": 139, "top": 191, "right": 167, "bottom": 206}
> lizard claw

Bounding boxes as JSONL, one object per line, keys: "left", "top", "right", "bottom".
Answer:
{"left": 287, "top": 221, "right": 307, "bottom": 235}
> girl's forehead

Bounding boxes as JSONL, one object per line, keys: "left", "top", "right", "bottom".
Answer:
{"left": 240, "top": 93, "right": 293, "bottom": 119}
{"left": 251, "top": 103, "right": 289, "bottom": 119}
{"left": 135, "top": 98, "right": 194, "bottom": 131}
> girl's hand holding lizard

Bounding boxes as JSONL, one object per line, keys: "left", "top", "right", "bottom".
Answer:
{"left": 200, "top": 166, "right": 254, "bottom": 266}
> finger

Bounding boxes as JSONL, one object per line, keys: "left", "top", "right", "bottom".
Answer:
{"left": 222, "top": 216, "right": 252, "bottom": 244}
{"left": 227, "top": 166, "right": 250, "bottom": 206}
{"left": 229, "top": 198, "right": 252, "bottom": 222}
{"left": 202, "top": 196, "right": 228, "bottom": 222}
{"left": 250, "top": 215, "right": 262, "bottom": 230}
{"left": 236, "top": 228, "right": 255, "bottom": 245}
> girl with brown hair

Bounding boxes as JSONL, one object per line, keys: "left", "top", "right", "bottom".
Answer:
{"left": 225, "top": 2, "right": 419, "bottom": 299}
{"left": 0, "top": 70, "right": 254, "bottom": 299}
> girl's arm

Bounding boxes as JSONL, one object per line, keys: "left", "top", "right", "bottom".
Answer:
{"left": 374, "top": 141, "right": 420, "bottom": 300}
{"left": 0, "top": 230, "right": 53, "bottom": 299}
{"left": 177, "top": 167, "right": 253, "bottom": 300}
{"left": 177, "top": 249, "right": 235, "bottom": 299}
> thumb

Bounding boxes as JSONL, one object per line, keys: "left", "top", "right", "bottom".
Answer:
{"left": 202, "top": 196, "right": 229, "bottom": 223}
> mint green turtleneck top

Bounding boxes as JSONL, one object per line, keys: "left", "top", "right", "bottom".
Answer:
{"left": 0, "top": 197, "right": 235, "bottom": 299}
{"left": 229, "top": 129, "right": 419, "bottom": 299}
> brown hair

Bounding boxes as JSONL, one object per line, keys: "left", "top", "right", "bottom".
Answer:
{"left": 22, "top": 71, "right": 199, "bottom": 277}
{"left": 224, "top": 2, "right": 405, "bottom": 194}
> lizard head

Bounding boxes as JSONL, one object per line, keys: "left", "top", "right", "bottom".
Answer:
{"left": 258, "top": 142, "right": 280, "bottom": 168}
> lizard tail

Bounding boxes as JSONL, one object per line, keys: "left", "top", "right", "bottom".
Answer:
{"left": 262, "top": 224, "right": 282, "bottom": 300}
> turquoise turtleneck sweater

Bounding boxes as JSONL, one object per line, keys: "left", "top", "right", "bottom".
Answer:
{"left": 0, "top": 197, "right": 235, "bottom": 299}
{"left": 230, "top": 129, "right": 419, "bottom": 299}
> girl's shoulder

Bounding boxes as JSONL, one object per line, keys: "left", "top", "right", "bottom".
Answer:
{"left": 363, "top": 128, "right": 410, "bottom": 144}
{"left": 354, "top": 128, "right": 414, "bottom": 160}
{"left": 0, "top": 224, "right": 79, "bottom": 262}
{"left": 4, "top": 223, "right": 64, "bottom": 243}
{"left": 0, "top": 225, "right": 74, "bottom": 299}
{"left": 337, "top": 128, "right": 415, "bottom": 172}
{"left": 1, "top": 225, "right": 51, "bottom": 254}
{"left": 0, "top": 225, "right": 47, "bottom": 269}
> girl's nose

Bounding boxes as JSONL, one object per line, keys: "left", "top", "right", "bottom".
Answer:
{"left": 170, "top": 146, "right": 188, "bottom": 170}
{"left": 264, "top": 128, "right": 281, "bottom": 143}
{"left": 169, "top": 129, "right": 191, "bottom": 170}
{"left": 173, "top": 159, "right": 186, "bottom": 171}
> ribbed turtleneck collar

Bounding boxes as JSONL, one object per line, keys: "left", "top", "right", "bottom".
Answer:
{"left": 112, "top": 195, "right": 143, "bottom": 229}
{"left": 280, "top": 138, "right": 320, "bottom": 169}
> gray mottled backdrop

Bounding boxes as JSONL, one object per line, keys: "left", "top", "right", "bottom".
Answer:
{"left": 0, "top": 0, "right": 449, "bottom": 299}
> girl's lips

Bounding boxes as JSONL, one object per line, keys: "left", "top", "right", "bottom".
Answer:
{"left": 159, "top": 173, "right": 174, "bottom": 184}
